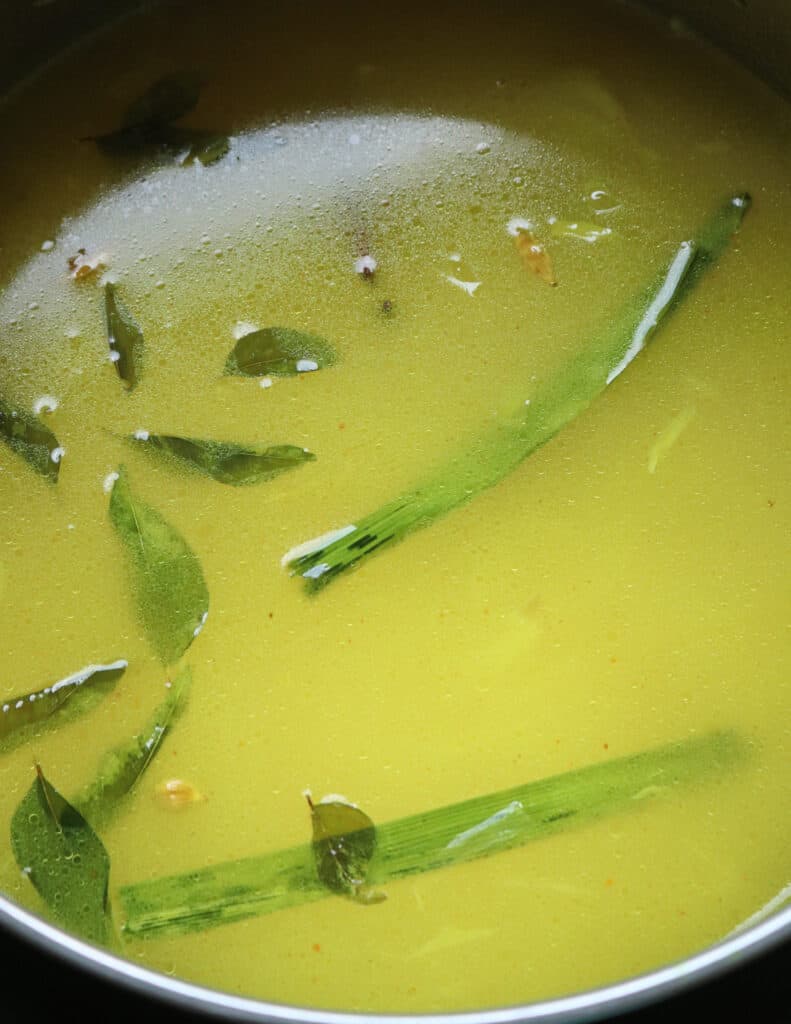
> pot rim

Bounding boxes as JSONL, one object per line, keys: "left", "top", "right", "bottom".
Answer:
{"left": 1, "top": 891, "right": 789, "bottom": 1022}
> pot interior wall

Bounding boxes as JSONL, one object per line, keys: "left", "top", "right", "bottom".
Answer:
{"left": 1, "top": 0, "right": 791, "bottom": 97}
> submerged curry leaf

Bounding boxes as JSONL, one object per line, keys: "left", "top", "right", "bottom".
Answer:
{"left": 307, "top": 794, "right": 386, "bottom": 905}
{"left": 89, "top": 73, "right": 230, "bottom": 166}
{"left": 11, "top": 764, "right": 112, "bottom": 945}
{"left": 93, "top": 71, "right": 205, "bottom": 153}
{"left": 121, "top": 71, "right": 205, "bottom": 134}
{"left": 109, "top": 466, "right": 209, "bottom": 665}
{"left": 132, "top": 433, "right": 316, "bottom": 485}
{"left": 104, "top": 283, "right": 144, "bottom": 390}
{"left": 0, "top": 660, "right": 127, "bottom": 755}
{"left": 224, "top": 328, "right": 337, "bottom": 377}
{"left": 76, "top": 666, "right": 191, "bottom": 827}
{"left": 0, "top": 397, "right": 62, "bottom": 481}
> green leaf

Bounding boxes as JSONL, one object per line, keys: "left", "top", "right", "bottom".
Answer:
{"left": 224, "top": 327, "right": 337, "bottom": 377}
{"left": 0, "top": 396, "right": 63, "bottom": 481}
{"left": 0, "top": 660, "right": 127, "bottom": 755}
{"left": 104, "top": 283, "right": 144, "bottom": 390}
{"left": 132, "top": 432, "right": 316, "bottom": 485}
{"left": 284, "top": 193, "right": 751, "bottom": 591}
{"left": 307, "top": 794, "right": 386, "bottom": 905}
{"left": 120, "top": 730, "right": 744, "bottom": 938}
{"left": 75, "top": 666, "right": 191, "bottom": 828}
{"left": 93, "top": 71, "right": 205, "bottom": 153}
{"left": 109, "top": 466, "right": 209, "bottom": 665}
{"left": 88, "top": 74, "right": 230, "bottom": 167}
{"left": 11, "top": 764, "right": 111, "bottom": 945}
{"left": 178, "top": 131, "right": 230, "bottom": 167}
{"left": 121, "top": 71, "right": 205, "bottom": 134}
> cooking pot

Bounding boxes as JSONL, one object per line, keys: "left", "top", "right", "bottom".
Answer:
{"left": 0, "top": 1, "right": 789, "bottom": 1020}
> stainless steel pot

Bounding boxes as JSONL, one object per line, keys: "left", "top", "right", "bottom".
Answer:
{"left": 1, "top": 1, "right": 789, "bottom": 1020}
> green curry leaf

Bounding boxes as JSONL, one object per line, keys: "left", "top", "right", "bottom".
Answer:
{"left": 104, "top": 283, "right": 145, "bottom": 390}
{"left": 132, "top": 433, "right": 316, "bottom": 485}
{"left": 75, "top": 666, "right": 191, "bottom": 827}
{"left": 0, "top": 397, "right": 63, "bottom": 481}
{"left": 93, "top": 71, "right": 205, "bottom": 153}
{"left": 0, "top": 660, "right": 127, "bottom": 755}
{"left": 109, "top": 466, "right": 209, "bottom": 665}
{"left": 11, "top": 765, "right": 112, "bottom": 945}
{"left": 89, "top": 73, "right": 230, "bottom": 166}
{"left": 307, "top": 794, "right": 386, "bottom": 905}
{"left": 121, "top": 71, "right": 205, "bottom": 134}
{"left": 224, "top": 328, "right": 337, "bottom": 377}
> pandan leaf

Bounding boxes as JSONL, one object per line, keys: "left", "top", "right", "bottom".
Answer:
{"left": 284, "top": 194, "right": 751, "bottom": 592}
{"left": 120, "top": 730, "right": 744, "bottom": 938}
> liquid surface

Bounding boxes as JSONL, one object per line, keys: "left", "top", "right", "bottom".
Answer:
{"left": 0, "top": 0, "right": 789, "bottom": 1012}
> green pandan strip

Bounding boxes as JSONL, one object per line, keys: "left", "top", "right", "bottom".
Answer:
{"left": 119, "top": 729, "right": 744, "bottom": 939}
{"left": 284, "top": 194, "right": 750, "bottom": 591}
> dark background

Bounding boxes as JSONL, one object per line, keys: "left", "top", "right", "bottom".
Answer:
{"left": 1, "top": 921, "right": 788, "bottom": 1023}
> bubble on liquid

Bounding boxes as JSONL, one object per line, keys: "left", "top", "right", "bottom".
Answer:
{"left": 475, "top": 142, "right": 491, "bottom": 155}
{"left": 445, "top": 275, "right": 481, "bottom": 296}
{"left": 133, "top": 429, "right": 150, "bottom": 441}
{"left": 233, "top": 321, "right": 258, "bottom": 340}
{"left": 50, "top": 446, "right": 66, "bottom": 464}
{"left": 354, "top": 254, "right": 378, "bottom": 276}
{"left": 506, "top": 216, "right": 535, "bottom": 237}
{"left": 33, "top": 395, "right": 59, "bottom": 415}
{"left": 40, "top": 240, "right": 55, "bottom": 252}
{"left": 296, "top": 359, "right": 319, "bottom": 373}
{"left": 103, "top": 471, "right": 120, "bottom": 493}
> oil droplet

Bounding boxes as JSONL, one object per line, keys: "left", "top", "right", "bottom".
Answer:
{"left": 155, "top": 779, "right": 205, "bottom": 809}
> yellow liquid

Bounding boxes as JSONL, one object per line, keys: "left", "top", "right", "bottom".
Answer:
{"left": 0, "top": 0, "right": 789, "bottom": 1012}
